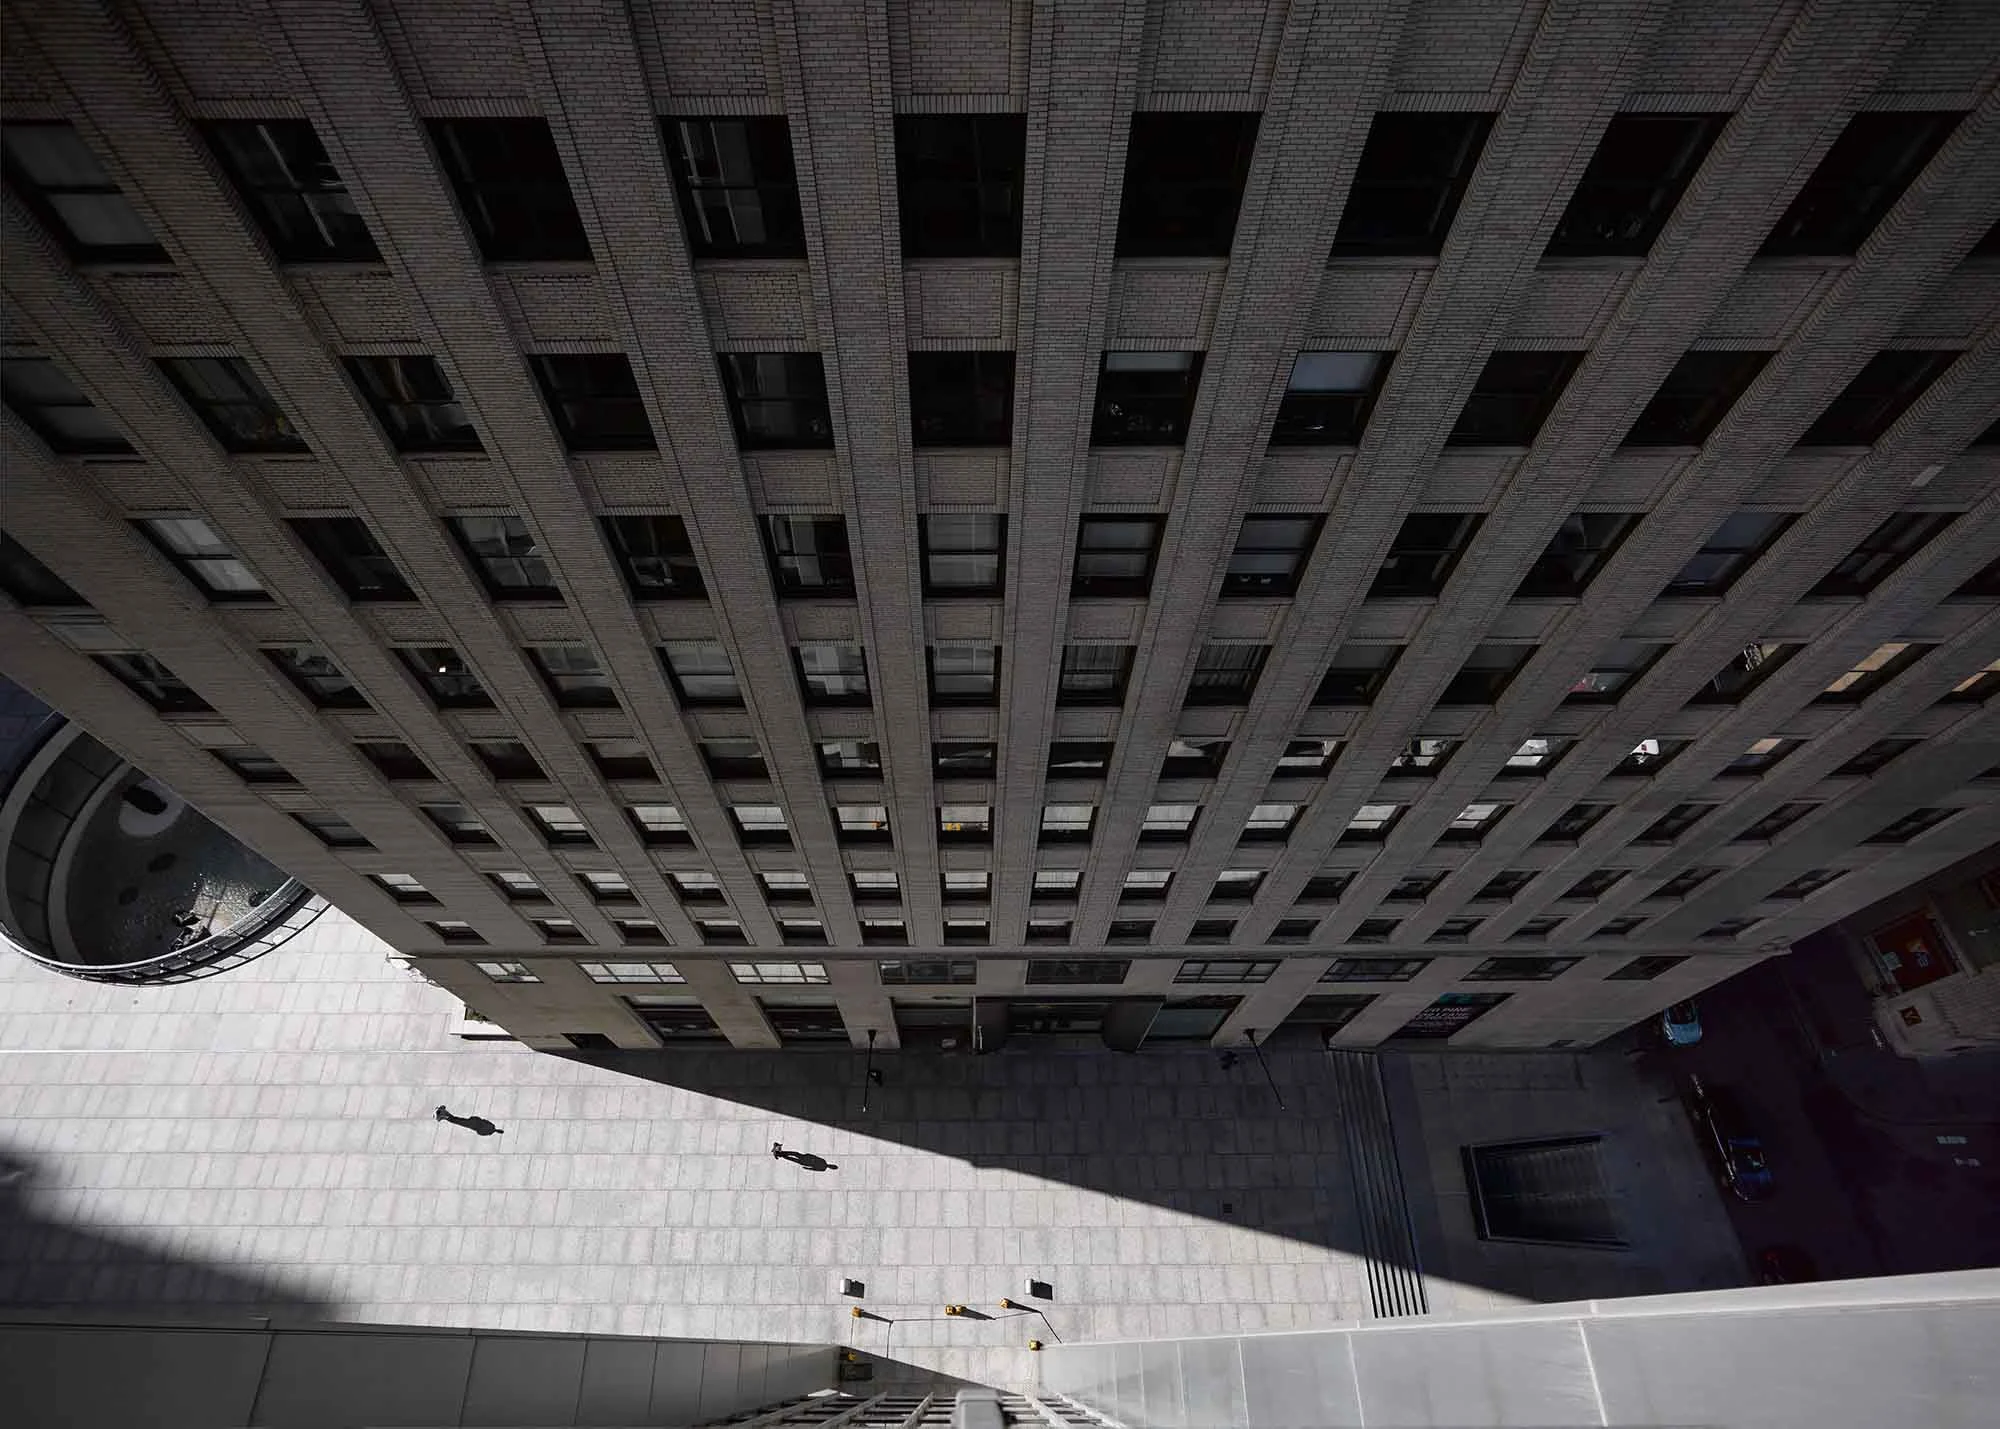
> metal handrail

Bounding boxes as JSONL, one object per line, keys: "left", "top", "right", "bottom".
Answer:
{"left": 8, "top": 880, "right": 326, "bottom": 985}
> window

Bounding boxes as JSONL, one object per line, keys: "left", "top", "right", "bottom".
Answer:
{"left": 939, "top": 805, "right": 993, "bottom": 843}
{"left": 1702, "top": 917, "right": 1759, "bottom": 941}
{"left": 942, "top": 870, "right": 990, "bottom": 901}
{"left": 429, "top": 118, "right": 589, "bottom": 261}
{"left": 293, "top": 810, "right": 371, "bottom": 848}
{"left": 1325, "top": 957, "right": 1428, "bottom": 982}
{"left": 1836, "top": 737, "right": 1920, "bottom": 777}
{"left": 1609, "top": 955, "right": 1686, "bottom": 981}
{"left": 1344, "top": 803, "right": 1404, "bottom": 841}
{"left": 776, "top": 918, "right": 827, "bottom": 947}
{"left": 1567, "top": 639, "right": 1667, "bottom": 703}
{"left": 1727, "top": 737, "right": 1804, "bottom": 774}
{"left": 1331, "top": 112, "right": 1492, "bottom": 257}
{"left": 1141, "top": 803, "right": 1199, "bottom": 841}
{"left": 700, "top": 740, "right": 767, "bottom": 780}
{"left": 93, "top": 652, "right": 210, "bottom": 712}
{"left": 1449, "top": 352, "right": 1583, "bottom": 446}
{"left": 821, "top": 739, "right": 884, "bottom": 777}
{"left": 1693, "top": 641, "right": 1802, "bottom": 703}
{"left": 579, "top": 870, "right": 637, "bottom": 904}
{"left": 719, "top": 353, "right": 833, "bottom": 450}
{"left": 534, "top": 916, "right": 585, "bottom": 944}
{"left": 663, "top": 116, "right": 803, "bottom": 258}
{"left": 448, "top": 514, "right": 558, "bottom": 600}
{"left": 1668, "top": 511, "right": 1797, "bottom": 595}
{"left": 1631, "top": 348, "right": 1775, "bottom": 446}
{"left": 896, "top": 115, "right": 1026, "bottom": 258}
{"left": 0, "top": 121, "right": 162, "bottom": 261}
{"left": 1656, "top": 867, "right": 1719, "bottom": 899}
{"left": 1503, "top": 737, "right": 1573, "bottom": 774}
{"left": 660, "top": 640, "right": 741, "bottom": 706}
{"left": 1038, "top": 869, "right": 1085, "bottom": 900}
{"left": 1058, "top": 644, "right": 1135, "bottom": 706}
{"left": 850, "top": 870, "right": 901, "bottom": 901}
{"left": 1957, "top": 555, "right": 2000, "bottom": 598}
{"left": 1616, "top": 738, "right": 1687, "bottom": 774}
{"left": 1564, "top": 869, "right": 1627, "bottom": 900}
{"left": 1758, "top": 111, "right": 1961, "bottom": 257}
{"left": 1387, "top": 737, "right": 1456, "bottom": 776}
{"left": 1210, "top": 870, "right": 1265, "bottom": 902}
{"left": 1115, "top": 111, "right": 1259, "bottom": 257}
{"left": 879, "top": 959, "right": 976, "bottom": 985}
{"left": 356, "top": 740, "right": 431, "bottom": 781}
{"left": 701, "top": 919, "right": 749, "bottom": 945}
{"left": 1178, "top": 958, "right": 1276, "bottom": 984}
{"left": 1371, "top": 512, "right": 1483, "bottom": 597}
{"left": 1300, "top": 873, "right": 1353, "bottom": 901}
{"left": 265, "top": 645, "right": 366, "bottom": 709}
{"left": 1637, "top": 804, "right": 1712, "bottom": 845}
{"left": 1734, "top": 801, "right": 1815, "bottom": 844}
{"left": 760, "top": 871, "right": 811, "bottom": 905}
{"left": 1429, "top": 917, "right": 1483, "bottom": 944}
{"left": 588, "top": 740, "right": 655, "bottom": 781}
{"left": 214, "top": 745, "right": 294, "bottom": 783}
{"left": 945, "top": 918, "right": 991, "bottom": 946}
{"left": 600, "top": 515, "right": 702, "bottom": 599}
{"left": 488, "top": 871, "right": 547, "bottom": 901}
{"left": 861, "top": 919, "right": 908, "bottom": 945}
{"left": 1388, "top": 873, "right": 1444, "bottom": 902}
{"left": 1865, "top": 807, "right": 1955, "bottom": 845}
{"left": 524, "top": 803, "right": 591, "bottom": 847}
{"left": 523, "top": 644, "right": 614, "bottom": 709}
{"left": 1026, "top": 959, "right": 1130, "bottom": 986}
{"left": 1121, "top": 870, "right": 1172, "bottom": 901}
{"left": 920, "top": 513, "right": 1006, "bottom": 596}
{"left": 580, "top": 961, "right": 683, "bottom": 983}
{"left": 1160, "top": 739, "right": 1228, "bottom": 778}
{"left": 1091, "top": 351, "right": 1204, "bottom": 446}
{"left": 929, "top": 643, "right": 999, "bottom": 707}
{"left": 372, "top": 873, "right": 436, "bottom": 905}
{"left": 612, "top": 924, "right": 667, "bottom": 946}
{"left": 1351, "top": 920, "right": 1397, "bottom": 946}
{"left": 628, "top": 804, "right": 692, "bottom": 846}
{"left": 1513, "top": 917, "right": 1565, "bottom": 940}
{"left": 1025, "top": 919, "right": 1071, "bottom": 944}
{"left": 1271, "top": 353, "right": 1390, "bottom": 446}
{"left": 286, "top": 516, "right": 414, "bottom": 601}
{"left": 528, "top": 354, "right": 654, "bottom": 452}
{"left": 204, "top": 119, "right": 376, "bottom": 263}
{"left": 763, "top": 515, "right": 853, "bottom": 596}
{"left": 1072, "top": 515, "right": 1165, "bottom": 597}
{"left": 1040, "top": 804, "right": 1095, "bottom": 842}
{"left": 1049, "top": 742, "right": 1115, "bottom": 777}
{"left": 397, "top": 646, "right": 491, "bottom": 709}
{"left": 1542, "top": 802, "right": 1611, "bottom": 842}
{"left": 934, "top": 741, "right": 996, "bottom": 778}
{"left": 1800, "top": 351, "right": 1959, "bottom": 447}
{"left": 1439, "top": 643, "right": 1532, "bottom": 704}
{"left": 1516, "top": 512, "right": 1639, "bottom": 596}
{"left": 466, "top": 740, "right": 541, "bottom": 781}
{"left": 1475, "top": 870, "right": 1536, "bottom": 902}
{"left": 834, "top": 804, "right": 892, "bottom": 843}
{"left": 1315, "top": 644, "right": 1402, "bottom": 705}
{"left": 1276, "top": 739, "right": 1342, "bottom": 776}
{"left": 1444, "top": 802, "right": 1508, "bottom": 842}
{"left": 728, "top": 805, "right": 791, "bottom": 846}
{"left": 1467, "top": 957, "right": 1579, "bottom": 983}
{"left": 1222, "top": 515, "right": 1323, "bottom": 597}
{"left": 1945, "top": 660, "right": 2000, "bottom": 703}
{"left": 1771, "top": 868, "right": 1846, "bottom": 900}
{"left": 1, "top": 357, "right": 131, "bottom": 455}
{"left": 1186, "top": 644, "right": 1269, "bottom": 705}
{"left": 1271, "top": 918, "right": 1319, "bottom": 944}
{"left": 136, "top": 517, "right": 268, "bottom": 600}
{"left": 477, "top": 961, "right": 544, "bottom": 984}
{"left": 1242, "top": 803, "right": 1301, "bottom": 842}
{"left": 158, "top": 357, "right": 305, "bottom": 453}
{"left": 730, "top": 960, "right": 829, "bottom": 985}
{"left": 1812, "top": 512, "right": 1957, "bottom": 597}
{"left": 797, "top": 642, "right": 871, "bottom": 706}
{"left": 1597, "top": 917, "right": 1646, "bottom": 937}
{"left": 1546, "top": 114, "right": 1727, "bottom": 257}
{"left": 909, "top": 352, "right": 1013, "bottom": 447}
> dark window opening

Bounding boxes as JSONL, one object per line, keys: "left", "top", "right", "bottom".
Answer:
{"left": 0, "top": 121, "right": 163, "bottom": 262}
{"left": 601, "top": 515, "right": 703, "bottom": 599}
{"left": 719, "top": 352, "right": 833, "bottom": 450}
{"left": 397, "top": 645, "right": 492, "bottom": 709}
{"left": 1, "top": 356, "right": 132, "bottom": 455}
{"left": 429, "top": 118, "right": 590, "bottom": 262}
{"left": 1758, "top": 111, "right": 1961, "bottom": 257}
{"left": 921, "top": 513, "right": 1006, "bottom": 596}
{"left": 1271, "top": 351, "right": 1391, "bottom": 446}
{"left": 528, "top": 353, "right": 654, "bottom": 452}
{"left": 206, "top": 119, "right": 378, "bottom": 262}
{"left": 289, "top": 516, "right": 414, "bottom": 601}
{"left": 1115, "top": 111, "right": 1260, "bottom": 258}
{"left": 1331, "top": 112, "right": 1493, "bottom": 257}
{"left": 1624, "top": 350, "right": 1770, "bottom": 446}
{"left": 1516, "top": 512, "right": 1639, "bottom": 597}
{"left": 1810, "top": 511, "right": 1957, "bottom": 597}
{"left": 1072, "top": 515, "right": 1165, "bottom": 598}
{"left": 1546, "top": 114, "right": 1727, "bottom": 258}
{"left": 1448, "top": 351, "right": 1583, "bottom": 446}
{"left": 1667, "top": 511, "right": 1797, "bottom": 595}
{"left": 910, "top": 350, "right": 1014, "bottom": 447}
{"left": 448, "top": 514, "right": 559, "bottom": 599}
{"left": 1092, "top": 351, "right": 1204, "bottom": 446}
{"left": 896, "top": 115, "right": 1027, "bottom": 259}
{"left": 158, "top": 356, "right": 306, "bottom": 453}
{"left": 763, "top": 515, "right": 854, "bottom": 596}
{"left": 1057, "top": 644, "right": 1135, "bottom": 707}
{"left": 663, "top": 116, "right": 804, "bottom": 259}
{"left": 1315, "top": 644, "right": 1402, "bottom": 705}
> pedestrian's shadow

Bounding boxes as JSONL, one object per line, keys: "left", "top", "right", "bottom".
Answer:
{"left": 771, "top": 1142, "right": 837, "bottom": 1172}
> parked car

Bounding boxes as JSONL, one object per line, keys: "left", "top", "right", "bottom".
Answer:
{"left": 1686, "top": 1074, "right": 1774, "bottom": 1201}
{"left": 1659, "top": 999, "right": 1703, "bottom": 1047}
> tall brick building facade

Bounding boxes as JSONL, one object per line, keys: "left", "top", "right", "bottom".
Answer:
{"left": 2, "top": 0, "right": 1996, "bottom": 1053}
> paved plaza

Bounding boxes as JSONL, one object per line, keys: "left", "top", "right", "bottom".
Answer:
{"left": 0, "top": 910, "right": 1741, "bottom": 1387}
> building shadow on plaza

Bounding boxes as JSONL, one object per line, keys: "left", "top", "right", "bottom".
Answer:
{"left": 0, "top": 1147, "right": 339, "bottom": 1321}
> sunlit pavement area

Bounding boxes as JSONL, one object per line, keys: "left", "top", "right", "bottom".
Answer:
{"left": 0, "top": 909, "right": 1742, "bottom": 1387}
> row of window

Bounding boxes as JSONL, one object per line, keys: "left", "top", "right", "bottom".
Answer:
{"left": 9, "top": 104, "right": 1975, "bottom": 276}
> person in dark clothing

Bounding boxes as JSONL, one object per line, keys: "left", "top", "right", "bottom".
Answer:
{"left": 436, "top": 1105, "right": 504, "bottom": 1136}
{"left": 772, "top": 1141, "right": 837, "bottom": 1172}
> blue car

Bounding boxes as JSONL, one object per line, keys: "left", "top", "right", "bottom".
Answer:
{"left": 1686, "top": 1075, "right": 1774, "bottom": 1202}
{"left": 1660, "top": 999, "right": 1703, "bottom": 1047}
